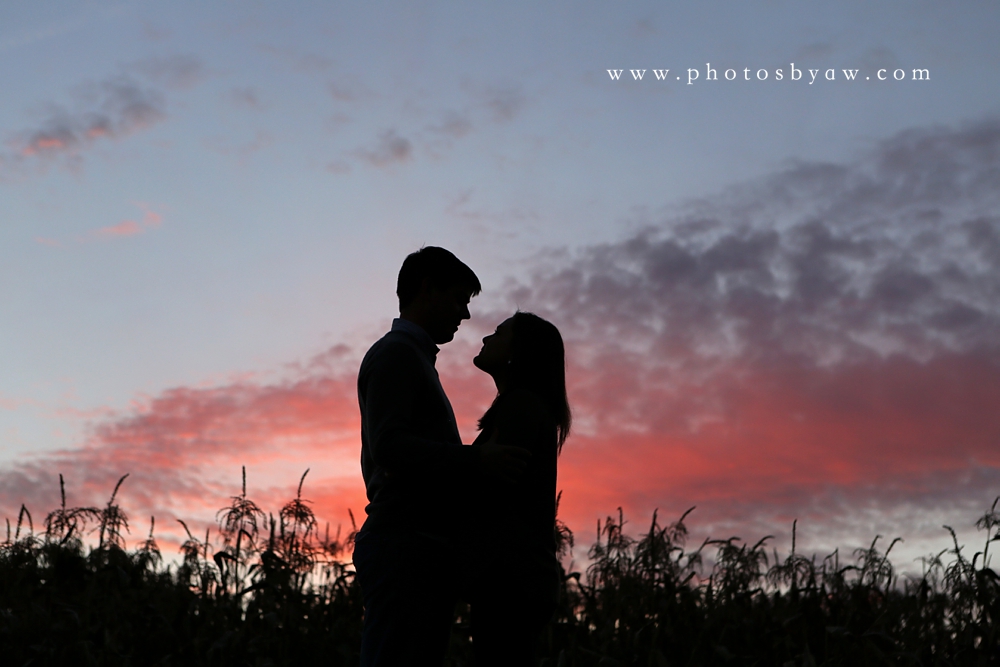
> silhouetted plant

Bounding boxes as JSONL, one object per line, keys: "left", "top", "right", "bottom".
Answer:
{"left": 706, "top": 533, "right": 772, "bottom": 603}
{"left": 767, "top": 520, "right": 818, "bottom": 593}
{"left": 216, "top": 465, "right": 265, "bottom": 597}
{"left": 178, "top": 517, "right": 218, "bottom": 596}
{"left": 96, "top": 473, "right": 130, "bottom": 550}
{"left": 852, "top": 534, "right": 902, "bottom": 592}
{"left": 135, "top": 515, "right": 162, "bottom": 572}
{"left": 275, "top": 468, "right": 319, "bottom": 589}
{"left": 1, "top": 504, "right": 40, "bottom": 557}
{"left": 43, "top": 474, "right": 101, "bottom": 546}
{"left": 554, "top": 490, "right": 574, "bottom": 561}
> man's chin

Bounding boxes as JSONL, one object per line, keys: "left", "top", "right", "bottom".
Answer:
{"left": 434, "top": 330, "right": 457, "bottom": 345}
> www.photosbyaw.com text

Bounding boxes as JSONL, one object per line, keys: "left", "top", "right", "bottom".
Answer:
{"left": 609, "top": 63, "right": 930, "bottom": 85}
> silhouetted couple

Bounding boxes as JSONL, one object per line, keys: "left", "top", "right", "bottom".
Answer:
{"left": 353, "top": 247, "right": 571, "bottom": 666}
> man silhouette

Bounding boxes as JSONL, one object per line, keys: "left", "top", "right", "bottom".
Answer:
{"left": 353, "top": 247, "right": 529, "bottom": 666}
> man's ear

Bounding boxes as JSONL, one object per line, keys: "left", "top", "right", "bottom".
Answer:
{"left": 416, "top": 277, "right": 434, "bottom": 302}
{"left": 420, "top": 277, "right": 450, "bottom": 303}
{"left": 402, "top": 278, "right": 433, "bottom": 317}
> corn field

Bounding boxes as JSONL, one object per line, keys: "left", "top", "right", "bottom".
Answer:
{"left": 1, "top": 470, "right": 998, "bottom": 666}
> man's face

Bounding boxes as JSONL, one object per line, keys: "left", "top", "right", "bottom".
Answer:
{"left": 423, "top": 284, "right": 473, "bottom": 344}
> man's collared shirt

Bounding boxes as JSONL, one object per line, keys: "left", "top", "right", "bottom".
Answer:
{"left": 390, "top": 317, "right": 438, "bottom": 360}
{"left": 357, "top": 318, "right": 477, "bottom": 541}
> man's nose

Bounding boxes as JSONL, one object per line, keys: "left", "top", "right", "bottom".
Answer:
{"left": 460, "top": 304, "right": 470, "bottom": 320}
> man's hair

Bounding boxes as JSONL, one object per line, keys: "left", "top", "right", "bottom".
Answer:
{"left": 396, "top": 246, "right": 482, "bottom": 309}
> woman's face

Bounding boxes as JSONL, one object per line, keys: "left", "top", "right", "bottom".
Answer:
{"left": 473, "top": 317, "right": 515, "bottom": 375}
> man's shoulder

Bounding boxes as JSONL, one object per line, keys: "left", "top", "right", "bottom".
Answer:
{"left": 360, "top": 331, "right": 426, "bottom": 374}
{"left": 364, "top": 330, "right": 423, "bottom": 357}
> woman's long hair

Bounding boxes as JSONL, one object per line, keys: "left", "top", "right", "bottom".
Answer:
{"left": 479, "top": 312, "right": 571, "bottom": 450}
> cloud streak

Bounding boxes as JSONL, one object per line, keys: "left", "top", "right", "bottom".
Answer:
{"left": 34, "top": 203, "right": 165, "bottom": 246}
{"left": 131, "top": 54, "right": 205, "bottom": 91}
{"left": 3, "top": 57, "right": 204, "bottom": 172}
{"left": 89, "top": 202, "right": 162, "bottom": 238}
{"left": 354, "top": 129, "right": 413, "bottom": 167}
{"left": 326, "top": 80, "right": 531, "bottom": 172}
{"left": 14, "top": 78, "right": 165, "bottom": 160}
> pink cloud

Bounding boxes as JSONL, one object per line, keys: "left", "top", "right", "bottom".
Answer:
{"left": 135, "top": 202, "right": 162, "bottom": 228}
{"left": 87, "top": 202, "right": 164, "bottom": 240}
{"left": 21, "top": 135, "right": 71, "bottom": 156}
{"left": 4, "top": 61, "right": 201, "bottom": 174}
{"left": 96, "top": 220, "right": 142, "bottom": 237}
{"left": 0, "top": 367, "right": 367, "bottom": 550}
{"left": 12, "top": 79, "right": 165, "bottom": 165}
{"left": 35, "top": 202, "right": 167, "bottom": 245}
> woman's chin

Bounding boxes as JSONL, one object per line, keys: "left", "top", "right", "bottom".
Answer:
{"left": 473, "top": 355, "right": 496, "bottom": 374}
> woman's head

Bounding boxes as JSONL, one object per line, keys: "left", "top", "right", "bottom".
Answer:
{"left": 474, "top": 312, "right": 571, "bottom": 448}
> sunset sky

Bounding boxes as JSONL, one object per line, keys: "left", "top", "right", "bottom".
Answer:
{"left": 2, "top": 1, "right": 999, "bottom": 568}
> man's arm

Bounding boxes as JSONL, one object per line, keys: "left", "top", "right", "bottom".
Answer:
{"left": 363, "top": 341, "right": 478, "bottom": 474}
{"left": 479, "top": 431, "right": 532, "bottom": 485}
{"left": 364, "top": 340, "right": 530, "bottom": 481}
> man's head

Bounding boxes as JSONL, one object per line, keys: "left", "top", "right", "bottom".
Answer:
{"left": 397, "top": 246, "right": 481, "bottom": 344}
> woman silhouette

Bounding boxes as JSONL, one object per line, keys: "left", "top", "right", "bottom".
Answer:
{"left": 470, "top": 311, "right": 571, "bottom": 666}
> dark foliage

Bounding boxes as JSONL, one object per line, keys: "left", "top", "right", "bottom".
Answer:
{"left": 1, "top": 470, "right": 360, "bottom": 666}
{"left": 2, "top": 474, "right": 998, "bottom": 666}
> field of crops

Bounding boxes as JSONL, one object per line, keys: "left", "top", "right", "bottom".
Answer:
{"left": 2, "top": 470, "right": 998, "bottom": 666}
